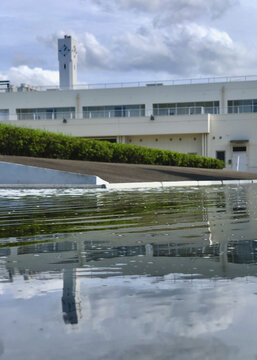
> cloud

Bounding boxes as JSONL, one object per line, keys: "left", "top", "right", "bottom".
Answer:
{"left": 12, "top": 54, "right": 47, "bottom": 68}
{"left": 36, "top": 22, "right": 256, "bottom": 82}
{"left": 111, "top": 23, "right": 256, "bottom": 76}
{"left": 0, "top": 65, "right": 59, "bottom": 86}
{"left": 90, "top": 0, "right": 238, "bottom": 23}
{"left": 77, "top": 33, "right": 111, "bottom": 69}
{"left": 38, "top": 31, "right": 66, "bottom": 50}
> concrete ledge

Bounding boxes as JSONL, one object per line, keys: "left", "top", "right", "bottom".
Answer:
{"left": 0, "top": 179, "right": 254, "bottom": 190}
{"left": 107, "top": 179, "right": 255, "bottom": 190}
{"left": 162, "top": 180, "right": 199, "bottom": 187}
{"left": 222, "top": 180, "right": 241, "bottom": 185}
{"left": 239, "top": 179, "right": 254, "bottom": 184}
{"left": 221, "top": 180, "right": 254, "bottom": 185}
{"left": 195, "top": 180, "right": 223, "bottom": 186}
{"left": 0, "top": 184, "right": 106, "bottom": 189}
{"left": 107, "top": 182, "right": 163, "bottom": 190}
{"left": 0, "top": 161, "right": 108, "bottom": 186}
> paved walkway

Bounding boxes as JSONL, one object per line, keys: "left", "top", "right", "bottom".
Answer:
{"left": 1, "top": 155, "right": 257, "bottom": 183}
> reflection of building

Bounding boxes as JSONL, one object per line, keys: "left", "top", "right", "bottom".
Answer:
{"left": 1, "top": 231, "right": 257, "bottom": 325}
{"left": 0, "top": 248, "right": 12, "bottom": 283}
{"left": 62, "top": 269, "right": 82, "bottom": 324}
{"left": 2, "top": 37, "right": 257, "bottom": 171}
{"left": 1, "top": 233, "right": 257, "bottom": 281}
{"left": 1, "top": 184, "right": 257, "bottom": 321}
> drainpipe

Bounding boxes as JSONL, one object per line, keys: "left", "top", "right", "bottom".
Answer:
{"left": 76, "top": 93, "right": 81, "bottom": 119}
{"left": 221, "top": 86, "right": 225, "bottom": 114}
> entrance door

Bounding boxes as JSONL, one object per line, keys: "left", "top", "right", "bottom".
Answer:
{"left": 232, "top": 152, "right": 248, "bottom": 171}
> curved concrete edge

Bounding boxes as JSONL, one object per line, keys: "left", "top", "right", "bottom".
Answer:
{"left": 0, "top": 161, "right": 109, "bottom": 186}
{"left": 106, "top": 179, "right": 257, "bottom": 190}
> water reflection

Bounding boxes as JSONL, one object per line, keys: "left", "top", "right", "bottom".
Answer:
{"left": 0, "top": 185, "right": 257, "bottom": 358}
{"left": 2, "top": 235, "right": 257, "bottom": 325}
{"left": 62, "top": 269, "right": 82, "bottom": 324}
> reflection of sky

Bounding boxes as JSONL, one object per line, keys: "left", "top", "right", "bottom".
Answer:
{"left": 1, "top": 185, "right": 257, "bottom": 359}
{"left": 0, "top": 274, "right": 257, "bottom": 360}
{"left": 0, "top": 275, "right": 62, "bottom": 300}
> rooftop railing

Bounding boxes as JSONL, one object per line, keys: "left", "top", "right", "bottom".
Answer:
{"left": 4, "top": 74, "right": 257, "bottom": 93}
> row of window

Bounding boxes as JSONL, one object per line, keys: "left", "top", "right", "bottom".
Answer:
{"left": 84, "top": 98, "right": 257, "bottom": 116}
{"left": 9, "top": 98, "right": 257, "bottom": 120}
{"left": 228, "top": 99, "right": 257, "bottom": 113}
{"left": 16, "top": 107, "right": 75, "bottom": 120}
{"left": 153, "top": 101, "right": 220, "bottom": 115}
{"left": 82, "top": 105, "right": 145, "bottom": 118}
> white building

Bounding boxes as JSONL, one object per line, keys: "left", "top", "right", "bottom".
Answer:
{"left": 0, "top": 36, "right": 257, "bottom": 172}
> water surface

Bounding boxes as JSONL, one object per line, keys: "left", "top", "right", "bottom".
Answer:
{"left": 0, "top": 185, "right": 257, "bottom": 359}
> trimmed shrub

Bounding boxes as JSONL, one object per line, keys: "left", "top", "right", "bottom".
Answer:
{"left": 0, "top": 124, "right": 225, "bottom": 169}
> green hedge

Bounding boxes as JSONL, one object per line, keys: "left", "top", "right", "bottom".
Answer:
{"left": 0, "top": 124, "right": 224, "bottom": 169}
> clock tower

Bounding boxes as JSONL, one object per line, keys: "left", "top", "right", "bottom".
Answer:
{"left": 58, "top": 35, "right": 77, "bottom": 89}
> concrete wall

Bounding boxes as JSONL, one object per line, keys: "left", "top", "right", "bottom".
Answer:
{"left": 209, "top": 113, "right": 257, "bottom": 172}
{"left": 1, "top": 114, "right": 210, "bottom": 137}
{"left": 0, "top": 162, "right": 108, "bottom": 186}
{"left": 127, "top": 134, "right": 202, "bottom": 155}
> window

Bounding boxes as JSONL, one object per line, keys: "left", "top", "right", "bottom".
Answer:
{"left": 233, "top": 146, "right": 247, "bottom": 152}
{"left": 216, "top": 151, "right": 225, "bottom": 162}
{"left": 228, "top": 99, "right": 257, "bottom": 113}
{"left": 16, "top": 107, "right": 75, "bottom": 120}
{"left": 153, "top": 101, "right": 219, "bottom": 116}
{"left": 83, "top": 105, "right": 145, "bottom": 118}
{"left": 0, "top": 109, "right": 9, "bottom": 121}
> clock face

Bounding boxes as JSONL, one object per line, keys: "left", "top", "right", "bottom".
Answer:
{"left": 59, "top": 44, "right": 70, "bottom": 56}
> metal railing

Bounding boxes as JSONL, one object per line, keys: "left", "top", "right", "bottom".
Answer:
{"left": 153, "top": 106, "right": 219, "bottom": 116}
{"left": 16, "top": 111, "right": 75, "bottom": 120}
{"left": 227, "top": 105, "right": 257, "bottom": 114}
{"left": 4, "top": 74, "right": 257, "bottom": 93}
{"left": 14, "top": 106, "right": 215, "bottom": 120}
{"left": 2, "top": 105, "right": 257, "bottom": 121}
{"left": 83, "top": 109, "right": 145, "bottom": 118}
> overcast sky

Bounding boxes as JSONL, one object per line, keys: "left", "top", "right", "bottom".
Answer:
{"left": 0, "top": 0, "right": 257, "bottom": 86}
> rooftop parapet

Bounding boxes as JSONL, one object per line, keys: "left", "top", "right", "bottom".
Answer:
{"left": 2, "top": 74, "right": 257, "bottom": 93}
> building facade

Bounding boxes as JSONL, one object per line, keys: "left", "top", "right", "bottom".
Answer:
{"left": 1, "top": 76, "right": 257, "bottom": 172}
